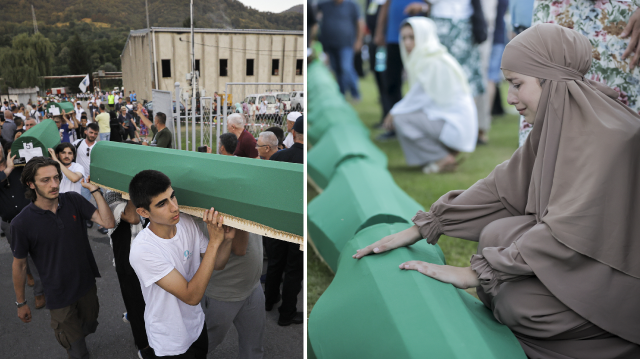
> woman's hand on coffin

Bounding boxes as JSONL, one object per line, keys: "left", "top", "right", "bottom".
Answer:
{"left": 399, "top": 262, "right": 480, "bottom": 289}
{"left": 353, "top": 225, "right": 421, "bottom": 259}
{"left": 383, "top": 113, "right": 394, "bottom": 131}
{"left": 204, "top": 208, "right": 225, "bottom": 246}
{"left": 622, "top": 8, "right": 640, "bottom": 70}
{"left": 80, "top": 177, "right": 98, "bottom": 191}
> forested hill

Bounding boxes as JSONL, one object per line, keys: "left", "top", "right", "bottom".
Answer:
{"left": 0, "top": 0, "right": 303, "bottom": 31}
{"left": 0, "top": 0, "right": 302, "bottom": 91}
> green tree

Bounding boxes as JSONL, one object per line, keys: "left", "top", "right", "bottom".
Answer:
{"left": 183, "top": 17, "right": 196, "bottom": 28}
{"left": 67, "top": 33, "right": 91, "bottom": 92}
{"left": 0, "top": 32, "right": 54, "bottom": 89}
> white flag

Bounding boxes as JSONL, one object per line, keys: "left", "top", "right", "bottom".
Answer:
{"left": 79, "top": 74, "right": 90, "bottom": 93}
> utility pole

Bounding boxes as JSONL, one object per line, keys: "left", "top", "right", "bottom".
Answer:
{"left": 190, "top": 0, "right": 198, "bottom": 98}
{"left": 146, "top": 0, "right": 155, "bottom": 91}
{"left": 31, "top": 5, "right": 38, "bottom": 34}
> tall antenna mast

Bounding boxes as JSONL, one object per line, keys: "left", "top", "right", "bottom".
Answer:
{"left": 31, "top": 5, "right": 38, "bottom": 34}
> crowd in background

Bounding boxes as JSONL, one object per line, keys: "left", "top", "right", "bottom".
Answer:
{"left": 310, "top": 0, "right": 640, "bottom": 172}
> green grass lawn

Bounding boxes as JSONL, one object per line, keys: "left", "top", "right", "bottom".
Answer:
{"left": 307, "top": 74, "right": 520, "bottom": 316}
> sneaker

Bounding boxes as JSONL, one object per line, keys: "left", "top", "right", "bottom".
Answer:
{"left": 98, "top": 227, "right": 108, "bottom": 235}
{"left": 122, "top": 312, "right": 129, "bottom": 323}
{"left": 376, "top": 131, "right": 396, "bottom": 141}
{"left": 86, "top": 220, "right": 93, "bottom": 229}
{"left": 277, "top": 312, "right": 304, "bottom": 326}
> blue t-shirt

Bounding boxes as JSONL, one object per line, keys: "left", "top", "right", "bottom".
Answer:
{"left": 11, "top": 192, "right": 100, "bottom": 309}
{"left": 386, "top": 0, "right": 413, "bottom": 44}
{"left": 318, "top": 0, "right": 361, "bottom": 49}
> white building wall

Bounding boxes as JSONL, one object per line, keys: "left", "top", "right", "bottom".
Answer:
{"left": 122, "top": 29, "right": 303, "bottom": 107}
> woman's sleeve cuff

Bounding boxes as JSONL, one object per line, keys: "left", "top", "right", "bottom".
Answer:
{"left": 411, "top": 210, "right": 443, "bottom": 245}
{"left": 470, "top": 254, "right": 501, "bottom": 297}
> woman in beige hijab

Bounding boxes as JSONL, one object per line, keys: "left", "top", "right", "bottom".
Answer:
{"left": 354, "top": 23, "right": 640, "bottom": 357}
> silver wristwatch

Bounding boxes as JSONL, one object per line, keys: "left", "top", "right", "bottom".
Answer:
{"left": 15, "top": 300, "right": 27, "bottom": 308}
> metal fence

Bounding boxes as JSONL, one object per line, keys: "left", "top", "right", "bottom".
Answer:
{"left": 223, "top": 82, "right": 304, "bottom": 144}
{"left": 163, "top": 82, "right": 303, "bottom": 154}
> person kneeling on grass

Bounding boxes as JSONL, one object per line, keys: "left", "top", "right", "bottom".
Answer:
{"left": 355, "top": 24, "right": 640, "bottom": 358}
{"left": 382, "top": 17, "right": 477, "bottom": 174}
{"left": 128, "top": 170, "right": 236, "bottom": 358}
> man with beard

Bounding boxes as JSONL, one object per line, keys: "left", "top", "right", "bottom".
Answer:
{"left": 49, "top": 143, "right": 85, "bottom": 195}
{"left": 10, "top": 157, "right": 115, "bottom": 359}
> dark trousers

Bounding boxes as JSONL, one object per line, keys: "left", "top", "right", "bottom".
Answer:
{"left": 111, "top": 220, "right": 149, "bottom": 350}
{"left": 151, "top": 323, "right": 208, "bottom": 358}
{"left": 382, "top": 43, "right": 404, "bottom": 117}
{"left": 263, "top": 237, "right": 303, "bottom": 321}
{"left": 368, "top": 43, "right": 391, "bottom": 123}
{"left": 49, "top": 284, "right": 99, "bottom": 359}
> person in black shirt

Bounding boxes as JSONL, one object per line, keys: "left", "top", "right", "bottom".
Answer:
{"left": 269, "top": 115, "right": 303, "bottom": 164}
{"left": 0, "top": 150, "right": 45, "bottom": 309}
{"left": 11, "top": 157, "right": 115, "bottom": 359}
{"left": 263, "top": 115, "right": 303, "bottom": 326}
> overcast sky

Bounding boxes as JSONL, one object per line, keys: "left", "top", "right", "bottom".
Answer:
{"left": 237, "top": 0, "right": 303, "bottom": 13}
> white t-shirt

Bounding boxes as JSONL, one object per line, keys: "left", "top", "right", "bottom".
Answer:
{"left": 129, "top": 214, "right": 208, "bottom": 356}
{"left": 73, "top": 139, "right": 96, "bottom": 177}
{"left": 283, "top": 132, "right": 294, "bottom": 148}
{"left": 75, "top": 107, "right": 84, "bottom": 122}
{"left": 59, "top": 162, "right": 86, "bottom": 195}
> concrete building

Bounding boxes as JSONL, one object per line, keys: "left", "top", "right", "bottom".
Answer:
{"left": 121, "top": 27, "right": 304, "bottom": 107}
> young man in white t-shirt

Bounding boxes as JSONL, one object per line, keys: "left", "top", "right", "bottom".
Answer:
{"left": 128, "top": 170, "right": 235, "bottom": 358}
{"left": 48, "top": 144, "right": 85, "bottom": 195}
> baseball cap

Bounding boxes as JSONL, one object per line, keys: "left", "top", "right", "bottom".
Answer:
{"left": 292, "top": 115, "right": 303, "bottom": 134}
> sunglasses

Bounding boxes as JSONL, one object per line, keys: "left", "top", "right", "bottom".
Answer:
{"left": 86, "top": 147, "right": 91, "bottom": 157}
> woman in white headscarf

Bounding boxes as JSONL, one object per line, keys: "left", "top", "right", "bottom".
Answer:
{"left": 384, "top": 17, "right": 478, "bottom": 174}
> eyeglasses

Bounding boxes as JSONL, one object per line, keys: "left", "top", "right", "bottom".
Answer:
{"left": 255, "top": 145, "right": 268, "bottom": 149}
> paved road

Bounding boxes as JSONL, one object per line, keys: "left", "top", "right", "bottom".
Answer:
{"left": 0, "top": 228, "right": 303, "bottom": 359}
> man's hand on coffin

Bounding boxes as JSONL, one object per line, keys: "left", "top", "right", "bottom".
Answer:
{"left": 203, "top": 208, "right": 225, "bottom": 247}
{"left": 80, "top": 177, "right": 98, "bottom": 192}
{"left": 2, "top": 150, "right": 16, "bottom": 175}
{"left": 353, "top": 225, "right": 422, "bottom": 259}
{"left": 398, "top": 262, "right": 480, "bottom": 289}
{"left": 223, "top": 225, "right": 236, "bottom": 240}
{"left": 47, "top": 148, "right": 61, "bottom": 164}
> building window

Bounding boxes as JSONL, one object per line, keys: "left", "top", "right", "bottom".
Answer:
{"left": 161, "top": 59, "right": 171, "bottom": 78}
{"left": 296, "top": 59, "right": 303, "bottom": 75}
{"left": 195, "top": 59, "right": 200, "bottom": 74}
{"left": 220, "top": 59, "right": 228, "bottom": 77}
{"left": 272, "top": 59, "right": 279, "bottom": 76}
{"left": 246, "top": 59, "right": 254, "bottom": 76}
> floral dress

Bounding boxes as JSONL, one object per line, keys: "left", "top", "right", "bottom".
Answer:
{"left": 520, "top": 0, "right": 640, "bottom": 146}
{"left": 432, "top": 17, "right": 486, "bottom": 97}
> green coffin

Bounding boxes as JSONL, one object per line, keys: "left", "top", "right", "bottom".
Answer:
{"left": 11, "top": 119, "right": 60, "bottom": 161}
{"left": 89, "top": 142, "right": 303, "bottom": 244}
{"left": 307, "top": 158, "right": 423, "bottom": 271}
{"left": 308, "top": 123, "right": 386, "bottom": 190}
{"left": 308, "top": 222, "right": 526, "bottom": 359}
{"left": 46, "top": 101, "right": 75, "bottom": 115}
{"left": 308, "top": 111, "right": 367, "bottom": 146}
{"left": 307, "top": 61, "right": 340, "bottom": 95}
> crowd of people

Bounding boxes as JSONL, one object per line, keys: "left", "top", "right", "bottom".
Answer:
{"left": 0, "top": 84, "right": 305, "bottom": 358}
{"left": 312, "top": 0, "right": 640, "bottom": 175}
